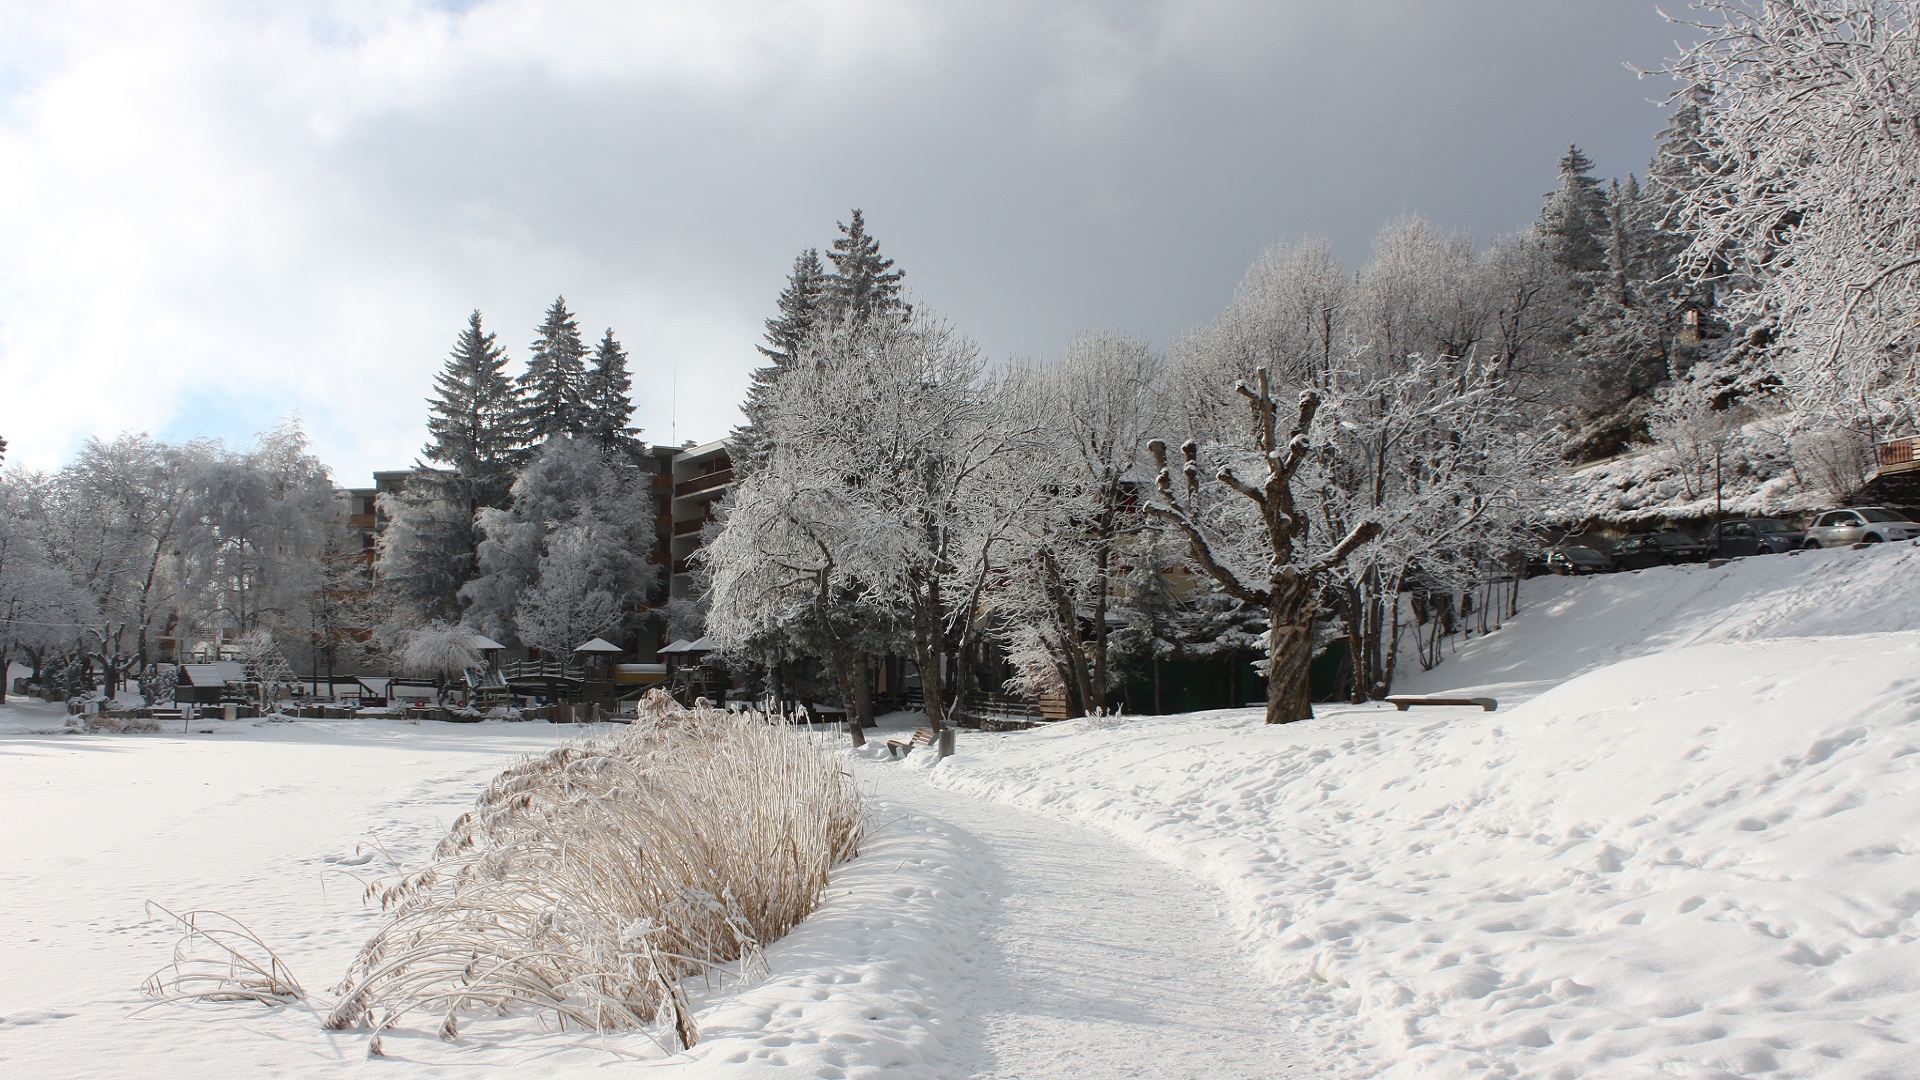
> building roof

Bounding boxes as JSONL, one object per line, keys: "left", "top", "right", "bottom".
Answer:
{"left": 469, "top": 634, "right": 506, "bottom": 651}
{"left": 573, "top": 637, "right": 625, "bottom": 653}
{"left": 677, "top": 438, "right": 731, "bottom": 460}
{"left": 661, "top": 636, "right": 716, "bottom": 654}
{"left": 179, "top": 661, "right": 245, "bottom": 686}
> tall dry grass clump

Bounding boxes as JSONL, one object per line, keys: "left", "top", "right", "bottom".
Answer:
{"left": 323, "top": 693, "right": 862, "bottom": 1050}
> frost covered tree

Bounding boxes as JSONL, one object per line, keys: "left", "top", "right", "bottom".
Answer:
{"left": 0, "top": 479, "right": 96, "bottom": 703}
{"left": 42, "top": 434, "right": 210, "bottom": 692}
{"left": 384, "top": 312, "right": 522, "bottom": 622}
{"left": 377, "top": 484, "right": 471, "bottom": 624}
{"left": 399, "top": 620, "right": 483, "bottom": 690}
{"left": 702, "top": 463, "right": 902, "bottom": 727}
{"left": 512, "top": 526, "right": 629, "bottom": 657}
{"left": 1665, "top": 0, "right": 1920, "bottom": 436}
{"left": 462, "top": 435, "right": 654, "bottom": 651}
{"left": 582, "top": 328, "right": 640, "bottom": 457}
{"left": 1539, "top": 145, "right": 1611, "bottom": 278}
{"left": 993, "top": 333, "right": 1164, "bottom": 717}
{"left": 1163, "top": 225, "right": 1555, "bottom": 712}
{"left": 181, "top": 421, "right": 337, "bottom": 655}
{"left": 515, "top": 297, "right": 590, "bottom": 444}
{"left": 424, "top": 311, "right": 520, "bottom": 510}
{"left": 1311, "top": 353, "right": 1553, "bottom": 694}
{"left": 706, "top": 313, "right": 1034, "bottom": 731}
{"left": 734, "top": 248, "right": 830, "bottom": 476}
{"left": 825, "top": 209, "right": 908, "bottom": 328}
{"left": 1146, "top": 369, "right": 1382, "bottom": 725}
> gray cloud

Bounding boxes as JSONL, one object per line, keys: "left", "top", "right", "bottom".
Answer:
{"left": 0, "top": 0, "right": 1687, "bottom": 483}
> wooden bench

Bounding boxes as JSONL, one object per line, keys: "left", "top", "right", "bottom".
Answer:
{"left": 886, "top": 728, "right": 936, "bottom": 758}
{"left": 1386, "top": 696, "right": 1498, "bottom": 712}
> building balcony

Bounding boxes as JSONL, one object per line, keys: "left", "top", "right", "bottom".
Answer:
{"left": 674, "top": 468, "right": 733, "bottom": 499}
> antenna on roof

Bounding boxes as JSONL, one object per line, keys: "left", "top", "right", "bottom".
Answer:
{"left": 671, "top": 363, "right": 678, "bottom": 446}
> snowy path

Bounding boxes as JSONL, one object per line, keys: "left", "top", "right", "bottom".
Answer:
{"left": 856, "top": 758, "right": 1304, "bottom": 1079}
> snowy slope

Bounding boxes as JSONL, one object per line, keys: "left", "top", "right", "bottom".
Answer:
{"left": 1401, "top": 540, "right": 1920, "bottom": 703}
{"left": 916, "top": 543, "right": 1920, "bottom": 1078}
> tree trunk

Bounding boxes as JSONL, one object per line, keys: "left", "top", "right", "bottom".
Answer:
{"left": 1263, "top": 577, "right": 1315, "bottom": 724}
{"left": 910, "top": 594, "right": 947, "bottom": 732}
{"left": 1381, "top": 584, "right": 1403, "bottom": 696}
{"left": 850, "top": 650, "right": 875, "bottom": 729}
{"left": 1089, "top": 534, "right": 1112, "bottom": 713}
{"left": 1041, "top": 550, "right": 1096, "bottom": 717}
{"left": 1339, "top": 582, "right": 1367, "bottom": 705}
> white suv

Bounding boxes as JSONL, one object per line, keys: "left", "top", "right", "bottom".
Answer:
{"left": 1802, "top": 506, "right": 1920, "bottom": 547}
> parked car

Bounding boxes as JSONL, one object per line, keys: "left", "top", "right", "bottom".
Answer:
{"left": 1610, "top": 531, "right": 1708, "bottom": 570}
{"left": 1802, "top": 506, "right": 1920, "bottom": 547}
{"left": 1534, "top": 545, "right": 1612, "bottom": 576}
{"left": 1705, "top": 517, "right": 1805, "bottom": 557}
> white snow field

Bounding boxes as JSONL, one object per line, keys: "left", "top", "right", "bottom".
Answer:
{"left": 4, "top": 540, "right": 1920, "bottom": 1077}
{"left": 917, "top": 541, "right": 1920, "bottom": 1078}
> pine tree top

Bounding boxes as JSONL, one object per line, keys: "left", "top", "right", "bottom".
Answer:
{"left": 584, "top": 327, "right": 640, "bottom": 455}
{"left": 516, "top": 296, "right": 590, "bottom": 442}
{"left": 422, "top": 310, "right": 518, "bottom": 509}
{"left": 827, "top": 209, "right": 908, "bottom": 327}
{"left": 758, "top": 247, "right": 828, "bottom": 366}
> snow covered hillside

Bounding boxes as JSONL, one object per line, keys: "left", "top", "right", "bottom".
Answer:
{"left": 919, "top": 542, "right": 1920, "bottom": 1078}
{"left": 1401, "top": 540, "right": 1920, "bottom": 702}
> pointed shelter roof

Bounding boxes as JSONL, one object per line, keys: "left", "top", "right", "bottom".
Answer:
{"left": 573, "top": 637, "right": 625, "bottom": 654}
{"left": 468, "top": 634, "right": 506, "bottom": 652}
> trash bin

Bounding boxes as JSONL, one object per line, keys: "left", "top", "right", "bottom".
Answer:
{"left": 223, "top": 703, "right": 237, "bottom": 722}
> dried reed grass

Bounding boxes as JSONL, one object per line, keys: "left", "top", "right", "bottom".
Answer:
{"left": 323, "top": 692, "right": 862, "bottom": 1051}
{"left": 70, "top": 713, "right": 162, "bottom": 734}
{"left": 141, "top": 903, "right": 304, "bottom": 1005}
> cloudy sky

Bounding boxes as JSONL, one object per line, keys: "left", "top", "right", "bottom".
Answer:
{"left": 0, "top": 1, "right": 1692, "bottom": 484}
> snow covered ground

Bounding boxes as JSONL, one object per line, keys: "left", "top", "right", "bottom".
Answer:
{"left": 5, "top": 541, "right": 1920, "bottom": 1077}
{"left": 918, "top": 541, "right": 1920, "bottom": 1077}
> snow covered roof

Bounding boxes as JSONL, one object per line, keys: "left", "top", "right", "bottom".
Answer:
{"left": 660, "top": 637, "right": 716, "bottom": 654}
{"left": 659, "top": 638, "right": 696, "bottom": 654}
{"left": 179, "top": 662, "right": 245, "bottom": 686}
{"left": 468, "top": 634, "right": 505, "bottom": 651}
{"left": 572, "top": 637, "right": 624, "bottom": 653}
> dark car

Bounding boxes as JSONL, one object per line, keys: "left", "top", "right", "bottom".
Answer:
{"left": 1706, "top": 517, "right": 1805, "bottom": 557}
{"left": 1538, "top": 545, "right": 1612, "bottom": 576}
{"left": 1610, "top": 531, "right": 1707, "bottom": 570}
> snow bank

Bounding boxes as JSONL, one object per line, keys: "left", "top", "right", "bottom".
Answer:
{"left": 919, "top": 546, "right": 1920, "bottom": 1077}
{"left": 679, "top": 798, "right": 984, "bottom": 1078}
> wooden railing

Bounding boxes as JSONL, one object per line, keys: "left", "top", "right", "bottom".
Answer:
{"left": 503, "top": 659, "right": 584, "bottom": 683}
{"left": 1878, "top": 436, "right": 1920, "bottom": 470}
{"left": 674, "top": 469, "right": 734, "bottom": 499}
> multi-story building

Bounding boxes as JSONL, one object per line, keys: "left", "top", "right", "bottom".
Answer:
{"left": 665, "top": 439, "right": 733, "bottom": 601}
{"left": 336, "top": 443, "right": 734, "bottom": 663}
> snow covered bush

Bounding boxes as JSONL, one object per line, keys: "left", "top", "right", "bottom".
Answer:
{"left": 397, "top": 622, "right": 481, "bottom": 684}
{"left": 323, "top": 699, "right": 862, "bottom": 1050}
